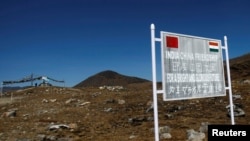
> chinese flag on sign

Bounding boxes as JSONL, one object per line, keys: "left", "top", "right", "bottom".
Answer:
{"left": 166, "top": 36, "right": 178, "bottom": 48}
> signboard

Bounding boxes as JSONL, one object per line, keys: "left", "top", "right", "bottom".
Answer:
{"left": 161, "top": 32, "right": 226, "bottom": 101}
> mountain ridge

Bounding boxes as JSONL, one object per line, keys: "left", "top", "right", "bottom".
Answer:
{"left": 74, "top": 70, "right": 150, "bottom": 88}
{"left": 74, "top": 53, "right": 250, "bottom": 88}
{"left": 228, "top": 53, "right": 250, "bottom": 81}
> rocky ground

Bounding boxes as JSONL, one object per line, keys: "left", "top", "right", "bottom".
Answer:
{"left": 0, "top": 82, "right": 250, "bottom": 141}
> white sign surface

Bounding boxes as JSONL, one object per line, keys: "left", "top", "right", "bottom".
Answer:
{"left": 162, "top": 32, "right": 226, "bottom": 101}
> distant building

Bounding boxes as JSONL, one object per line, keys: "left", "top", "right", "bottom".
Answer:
{"left": 38, "top": 81, "right": 52, "bottom": 87}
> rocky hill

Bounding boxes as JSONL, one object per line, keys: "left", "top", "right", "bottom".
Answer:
{"left": 1, "top": 53, "right": 250, "bottom": 141}
{"left": 73, "top": 53, "right": 250, "bottom": 89}
{"left": 228, "top": 53, "right": 250, "bottom": 81}
{"left": 1, "top": 77, "right": 250, "bottom": 141}
{"left": 74, "top": 70, "right": 150, "bottom": 88}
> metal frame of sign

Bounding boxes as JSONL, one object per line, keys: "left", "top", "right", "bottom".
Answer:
{"left": 150, "top": 24, "right": 235, "bottom": 141}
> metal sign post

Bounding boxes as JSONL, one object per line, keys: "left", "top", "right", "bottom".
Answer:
{"left": 151, "top": 23, "right": 160, "bottom": 141}
{"left": 150, "top": 24, "right": 234, "bottom": 141}
{"left": 223, "top": 36, "right": 235, "bottom": 125}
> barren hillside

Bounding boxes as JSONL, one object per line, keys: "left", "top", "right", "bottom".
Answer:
{"left": 228, "top": 53, "right": 250, "bottom": 81}
{"left": 74, "top": 70, "right": 150, "bottom": 88}
{"left": 1, "top": 53, "right": 250, "bottom": 141}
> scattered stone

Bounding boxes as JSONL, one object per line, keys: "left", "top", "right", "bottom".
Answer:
{"left": 1, "top": 110, "right": 17, "bottom": 118}
{"left": 6, "top": 111, "right": 16, "bottom": 117}
{"left": 128, "top": 118, "right": 133, "bottom": 123}
{"left": 219, "top": 99, "right": 224, "bottom": 103}
{"left": 168, "top": 105, "right": 183, "bottom": 113}
{"left": 151, "top": 126, "right": 172, "bottom": 139}
{"left": 37, "top": 110, "right": 48, "bottom": 115}
{"left": 99, "top": 85, "right": 124, "bottom": 91}
{"left": 68, "top": 123, "right": 78, "bottom": 129}
{"left": 146, "top": 100, "right": 153, "bottom": 106}
{"left": 241, "top": 79, "right": 250, "bottom": 84}
{"left": 160, "top": 133, "right": 171, "bottom": 139}
{"left": 233, "top": 94, "right": 242, "bottom": 100}
{"left": 199, "top": 122, "right": 209, "bottom": 133}
{"left": 186, "top": 129, "right": 205, "bottom": 141}
{"left": 36, "top": 134, "right": 46, "bottom": 141}
{"left": 128, "top": 117, "right": 146, "bottom": 126}
{"left": 50, "top": 99, "right": 57, "bottom": 102}
{"left": 104, "top": 108, "right": 113, "bottom": 112}
{"left": 79, "top": 102, "right": 90, "bottom": 106}
{"left": 234, "top": 103, "right": 244, "bottom": 108}
{"left": 48, "top": 124, "right": 69, "bottom": 130}
{"left": 46, "top": 135, "right": 57, "bottom": 140}
{"left": 118, "top": 99, "right": 125, "bottom": 105}
{"left": 159, "top": 126, "right": 171, "bottom": 134}
{"left": 129, "top": 135, "right": 137, "bottom": 139}
{"left": 42, "top": 99, "right": 48, "bottom": 103}
{"left": 164, "top": 113, "right": 174, "bottom": 119}
{"left": 146, "top": 103, "right": 153, "bottom": 113}
{"left": 226, "top": 104, "right": 245, "bottom": 117}
{"left": 147, "top": 117, "right": 154, "bottom": 121}
{"left": 65, "top": 98, "right": 76, "bottom": 104}
{"left": 99, "top": 86, "right": 105, "bottom": 90}
{"left": 23, "top": 114, "right": 29, "bottom": 117}
{"left": 91, "top": 92, "right": 102, "bottom": 97}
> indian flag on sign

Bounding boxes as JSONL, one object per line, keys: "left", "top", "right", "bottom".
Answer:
{"left": 209, "top": 41, "right": 219, "bottom": 52}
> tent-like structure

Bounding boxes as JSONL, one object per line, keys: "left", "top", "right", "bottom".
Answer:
{"left": 1, "top": 74, "right": 65, "bottom": 95}
{"left": 2, "top": 76, "right": 64, "bottom": 85}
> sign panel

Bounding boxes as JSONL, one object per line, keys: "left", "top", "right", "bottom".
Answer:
{"left": 162, "top": 32, "right": 226, "bottom": 101}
